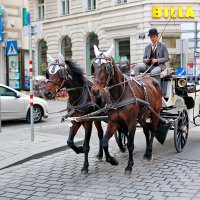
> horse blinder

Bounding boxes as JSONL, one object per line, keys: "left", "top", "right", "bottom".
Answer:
{"left": 59, "top": 68, "right": 68, "bottom": 80}
{"left": 106, "top": 62, "right": 114, "bottom": 76}
{"left": 46, "top": 72, "right": 49, "bottom": 79}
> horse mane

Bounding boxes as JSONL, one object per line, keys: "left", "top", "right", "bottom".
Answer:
{"left": 65, "top": 60, "right": 85, "bottom": 85}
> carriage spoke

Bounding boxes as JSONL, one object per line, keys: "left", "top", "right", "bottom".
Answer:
{"left": 174, "top": 108, "right": 189, "bottom": 152}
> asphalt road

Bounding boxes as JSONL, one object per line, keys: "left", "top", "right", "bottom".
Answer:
{"left": 1, "top": 100, "right": 200, "bottom": 200}
{"left": 1, "top": 100, "right": 200, "bottom": 162}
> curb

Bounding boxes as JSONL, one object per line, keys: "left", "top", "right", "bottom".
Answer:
{"left": 0, "top": 140, "right": 83, "bottom": 170}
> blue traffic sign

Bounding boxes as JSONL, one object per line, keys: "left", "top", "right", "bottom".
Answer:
{"left": 6, "top": 40, "right": 18, "bottom": 56}
{"left": 176, "top": 68, "right": 186, "bottom": 76}
{"left": 0, "top": 17, "right": 2, "bottom": 43}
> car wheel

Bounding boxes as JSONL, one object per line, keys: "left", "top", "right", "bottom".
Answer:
{"left": 27, "top": 105, "right": 43, "bottom": 123}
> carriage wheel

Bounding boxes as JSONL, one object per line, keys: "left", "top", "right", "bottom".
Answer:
{"left": 174, "top": 108, "right": 189, "bottom": 153}
{"left": 115, "top": 131, "right": 128, "bottom": 150}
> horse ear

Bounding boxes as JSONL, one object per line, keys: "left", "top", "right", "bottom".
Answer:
{"left": 94, "top": 45, "right": 101, "bottom": 57}
{"left": 58, "top": 53, "right": 65, "bottom": 64}
{"left": 104, "top": 44, "right": 114, "bottom": 58}
{"left": 47, "top": 54, "right": 54, "bottom": 62}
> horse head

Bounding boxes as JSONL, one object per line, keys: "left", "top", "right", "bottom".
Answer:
{"left": 44, "top": 53, "right": 71, "bottom": 99}
{"left": 91, "top": 45, "right": 115, "bottom": 92}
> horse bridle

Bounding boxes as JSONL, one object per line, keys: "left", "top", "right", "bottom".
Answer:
{"left": 46, "top": 62, "right": 69, "bottom": 94}
{"left": 93, "top": 54, "right": 114, "bottom": 87}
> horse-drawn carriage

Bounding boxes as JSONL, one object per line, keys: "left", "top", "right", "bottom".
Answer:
{"left": 44, "top": 49, "right": 200, "bottom": 175}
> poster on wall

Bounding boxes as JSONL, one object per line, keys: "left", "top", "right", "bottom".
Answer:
{"left": 186, "top": 61, "right": 194, "bottom": 75}
{"left": 8, "top": 56, "right": 20, "bottom": 89}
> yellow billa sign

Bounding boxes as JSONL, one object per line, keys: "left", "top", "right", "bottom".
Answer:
{"left": 152, "top": 6, "right": 195, "bottom": 19}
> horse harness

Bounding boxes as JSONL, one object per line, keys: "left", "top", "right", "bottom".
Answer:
{"left": 61, "top": 83, "right": 102, "bottom": 122}
{"left": 46, "top": 60, "right": 71, "bottom": 94}
{"left": 80, "top": 58, "right": 165, "bottom": 122}
{"left": 46, "top": 61, "right": 102, "bottom": 122}
{"left": 93, "top": 55, "right": 149, "bottom": 111}
{"left": 93, "top": 54, "right": 114, "bottom": 87}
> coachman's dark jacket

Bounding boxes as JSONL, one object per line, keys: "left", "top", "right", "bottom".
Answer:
{"left": 143, "top": 41, "right": 169, "bottom": 71}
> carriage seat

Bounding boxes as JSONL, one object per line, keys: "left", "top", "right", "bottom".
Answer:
{"left": 186, "top": 76, "right": 200, "bottom": 85}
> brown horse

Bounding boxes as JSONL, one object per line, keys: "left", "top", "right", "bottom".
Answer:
{"left": 44, "top": 54, "right": 127, "bottom": 175}
{"left": 92, "top": 45, "right": 162, "bottom": 174}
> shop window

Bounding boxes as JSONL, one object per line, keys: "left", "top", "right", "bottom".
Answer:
{"left": 38, "top": 0, "right": 45, "bottom": 20}
{"left": 162, "top": 37, "right": 181, "bottom": 69}
{"left": 38, "top": 40, "right": 47, "bottom": 75}
{"left": 87, "top": 0, "right": 96, "bottom": 11}
{"left": 61, "top": 0, "right": 69, "bottom": 15}
{"left": 61, "top": 36, "right": 72, "bottom": 59}
{"left": 86, "top": 32, "right": 99, "bottom": 75}
{"left": 115, "top": 38, "right": 130, "bottom": 73}
{"left": 115, "top": 0, "right": 127, "bottom": 5}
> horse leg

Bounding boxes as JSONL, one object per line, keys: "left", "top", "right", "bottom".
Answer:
{"left": 125, "top": 121, "right": 136, "bottom": 175}
{"left": 142, "top": 122, "right": 152, "bottom": 160}
{"left": 81, "top": 121, "right": 93, "bottom": 175}
{"left": 116, "top": 126, "right": 127, "bottom": 153}
{"left": 67, "top": 122, "right": 84, "bottom": 154}
{"left": 144, "top": 114, "right": 159, "bottom": 161}
{"left": 94, "top": 121, "right": 104, "bottom": 161}
{"left": 102, "top": 121, "right": 119, "bottom": 166}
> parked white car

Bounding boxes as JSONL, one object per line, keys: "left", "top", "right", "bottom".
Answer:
{"left": 0, "top": 84, "right": 48, "bottom": 123}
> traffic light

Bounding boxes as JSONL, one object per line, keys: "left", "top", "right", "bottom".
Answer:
{"left": 23, "top": 8, "right": 30, "bottom": 26}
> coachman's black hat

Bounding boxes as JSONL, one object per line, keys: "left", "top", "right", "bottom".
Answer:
{"left": 148, "top": 28, "right": 159, "bottom": 36}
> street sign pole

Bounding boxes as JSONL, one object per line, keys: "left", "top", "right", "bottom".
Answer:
{"left": 29, "top": 25, "right": 34, "bottom": 141}
{"left": 194, "top": 22, "right": 198, "bottom": 76}
{"left": 180, "top": 39, "right": 183, "bottom": 68}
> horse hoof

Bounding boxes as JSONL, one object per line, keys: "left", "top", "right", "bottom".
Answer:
{"left": 143, "top": 154, "right": 153, "bottom": 161}
{"left": 96, "top": 155, "right": 103, "bottom": 161}
{"left": 124, "top": 169, "right": 132, "bottom": 175}
{"left": 120, "top": 146, "right": 127, "bottom": 153}
{"left": 81, "top": 169, "right": 88, "bottom": 176}
{"left": 77, "top": 146, "right": 84, "bottom": 154}
{"left": 106, "top": 157, "right": 118, "bottom": 166}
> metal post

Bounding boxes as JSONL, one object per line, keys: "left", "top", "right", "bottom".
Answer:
{"left": 0, "top": 93, "right": 1, "bottom": 133}
{"left": 29, "top": 24, "right": 34, "bottom": 141}
{"left": 180, "top": 39, "right": 183, "bottom": 68}
{"left": 0, "top": 42, "right": 2, "bottom": 133}
{"left": 194, "top": 22, "right": 198, "bottom": 76}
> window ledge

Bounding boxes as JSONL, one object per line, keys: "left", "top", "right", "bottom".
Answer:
{"left": 86, "top": 8, "right": 96, "bottom": 12}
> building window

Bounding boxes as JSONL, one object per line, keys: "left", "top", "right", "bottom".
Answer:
{"left": 61, "top": 36, "right": 72, "bottom": 59}
{"left": 38, "top": 40, "right": 47, "bottom": 75}
{"left": 87, "top": 0, "right": 96, "bottom": 11}
{"left": 61, "top": 0, "right": 69, "bottom": 15}
{"left": 162, "top": 36, "right": 180, "bottom": 69}
{"left": 86, "top": 33, "right": 99, "bottom": 75}
{"left": 38, "top": 0, "right": 45, "bottom": 20}
{"left": 115, "top": 0, "right": 127, "bottom": 5}
{"left": 115, "top": 38, "right": 130, "bottom": 73}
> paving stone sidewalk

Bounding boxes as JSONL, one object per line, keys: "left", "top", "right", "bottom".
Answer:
{"left": 0, "top": 130, "right": 82, "bottom": 170}
{"left": 0, "top": 140, "right": 200, "bottom": 200}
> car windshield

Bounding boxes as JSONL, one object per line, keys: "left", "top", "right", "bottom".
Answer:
{"left": 0, "top": 86, "right": 16, "bottom": 97}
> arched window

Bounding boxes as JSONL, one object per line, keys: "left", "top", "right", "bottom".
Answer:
{"left": 86, "top": 32, "right": 99, "bottom": 75}
{"left": 38, "top": 39, "right": 47, "bottom": 75}
{"left": 61, "top": 36, "right": 72, "bottom": 59}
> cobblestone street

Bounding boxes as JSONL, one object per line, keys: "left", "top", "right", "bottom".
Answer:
{"left": 0, "top": 139, "right": 200, "bottom": 200}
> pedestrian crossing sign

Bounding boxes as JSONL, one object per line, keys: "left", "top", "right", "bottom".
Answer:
{"left": 6, "top": 40, "right": 18, "bottom": 56}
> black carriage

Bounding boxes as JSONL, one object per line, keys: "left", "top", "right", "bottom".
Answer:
{"left": 66, "top": 70, "right": 200, "bottom": 153}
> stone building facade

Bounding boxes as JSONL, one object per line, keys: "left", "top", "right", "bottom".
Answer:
{"left": 29, "top": 0, "right": 200, "bottom": 76}
{"left": 0, "top": 0, "right": 29, "bottom": 89}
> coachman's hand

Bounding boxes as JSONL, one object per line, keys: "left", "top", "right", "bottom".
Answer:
{"left": 145, "top": 58, "right": 150, "bottom": 63}
{"left": 152, "top": 58, "right": 158, "bottom": 63}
